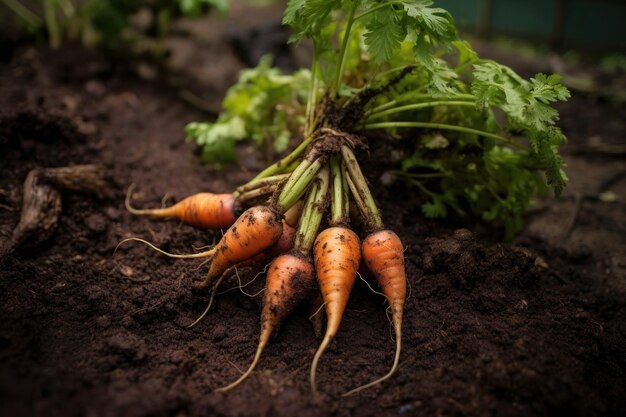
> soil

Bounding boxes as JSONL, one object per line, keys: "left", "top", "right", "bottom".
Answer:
{"left": 1, "top": 6, "right": 625, "bottom": 417}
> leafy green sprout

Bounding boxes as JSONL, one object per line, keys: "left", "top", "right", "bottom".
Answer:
{"left": 187, "top": 0, "right": 571, "bottom": 237}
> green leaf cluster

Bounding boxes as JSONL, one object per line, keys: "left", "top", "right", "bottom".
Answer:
{"left": 186, "top": 56, "right": 311, "bottom": 164}
{"left": 471, "top": 63, "right": 570, "bottom": 194}
{"left": 185, "top": 0, "right": 570, "bottom": 237}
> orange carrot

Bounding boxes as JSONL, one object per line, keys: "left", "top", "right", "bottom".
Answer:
{"left": 126, "top": 187, "right": 236, "bottom": 229}
{"left": 194, "top": 205, "right": 283, "bottom": 289}
{"left": 344, "top": 230, "right": 406, "bottom": 396}
{"left": 222, "top": 220, "right": 296, "bottom": 269}
{"left": 185, "top": 220, "right": 295, "bottom": 329}
{"left": 310, "top": 226, "right": 361, "bottom": 395}
{"left": 216, "top": 253, "right": 315, "bottom": 392}
{"left": 261, "top": 221, "right": 296, "bottom": 260}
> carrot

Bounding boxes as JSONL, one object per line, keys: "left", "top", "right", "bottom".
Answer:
{"left": 126, "top": 185, "right": 236, "bottom": 230}
{"left": 310, "top": 226, "right": 361, "bottom": 395}
{"left": 344, "top": 230, "right": 406, "bottom": 396}
{"left": 194, "top": 205, "right": 283, "bottom": 289}
{"left": 184, "top": 220, "right": 296, "bottom": 329}
{"left": 260, "top": 221, "right": 296, "bottom": 260}
{"left": 215, "top": 253, "right": 315, "bottom": 392}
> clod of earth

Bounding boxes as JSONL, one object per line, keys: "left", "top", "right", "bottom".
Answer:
{"left": 1, "top": 165, "right": 109, "bottom": 257}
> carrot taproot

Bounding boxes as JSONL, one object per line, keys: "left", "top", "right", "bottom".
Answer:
{"left": 344, "top": 230, "right": 406, "bottom": 396}
{"left": 126, "top": 186, "right": 236, "bottom": 230}
{"left": 184, "top": 220, "right": 296, "bottom": 329}
{"left": 194, "top": 205, "right": 283, "bottom": 289}
{"left": 310, "top": 226, "right": 361, "bottom": 395}
{"left": 216, "top": 253, "right": 315, "bottom": 392}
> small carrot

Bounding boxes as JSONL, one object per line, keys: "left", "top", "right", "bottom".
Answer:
{"left": 310, "top": 226, "right": 361, "bottom": 395}
{"left": 257, "top": 221, "right": 296, "bottom": 262}
{"left": 215, "top": 167, "right": 331, "bottom": 391}
{"left": 194, "top": 205, "right": 283, "bottom": 289}
{"left": 344, "top": 230, "right": 406, "bottom": 396}
{"left": 126, "top": 185, "right": 236, "bottom": 230}
{"left": 216, "top": 252, "right": 315, "bottom": 392}
{"left": 185, "top": 220, "right": 296, "bottom": 329}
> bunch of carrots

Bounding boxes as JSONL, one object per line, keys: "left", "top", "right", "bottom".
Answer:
{"left": 123, "top": 129, "right": 407, "bottom": 396}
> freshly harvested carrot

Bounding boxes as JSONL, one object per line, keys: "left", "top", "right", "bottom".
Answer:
{"left": 214, "top": 167, "right": 331, "bottom": 391}
{"left": 216, "top": 253, "right": 315, "bottom": 392}
{"left": 310, "top": 226, "right": 361, "bottom": 395}
{"left": 259, "top": 221, "right": 296, "bottom": 261}
{"left": 344, "top": 230, "right": 406, "bottom": 396}
{"left": 126, "top": 186, "right": 236, "bottom": 230}
{"left": 185, "top": 220, "right": 296, "bottom": 329}
{"left": 194, "top": 205, "right": 283, "bottom": 289}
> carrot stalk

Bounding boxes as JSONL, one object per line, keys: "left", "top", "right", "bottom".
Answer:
{"left": 251, "top": 137, "right": 313, "bottom": 181}
{"left": 341, "top": 145, "right": 383, "bottom": 230}
{"left": 343, "top": 230, "right": 406, "bottom": 396}
{"left": 293, "top": 167, "right": 330, "bottom": 254}
{"left": 234, "top": 173, "right": 291, "bottom": 196}
{"left": 310, "top": 226, "right": 361, "bottom": 395}
{"left": 278, "top": 159, "right": 323, "bottom": 211}
{"left": 329, "top": 156, "right": 349, "bottom": 226}
{"left": 235, "top": 183, "right": 278, "bottom": 204}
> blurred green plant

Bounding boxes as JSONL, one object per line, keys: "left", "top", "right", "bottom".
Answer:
{"left": 185, "top": 55, "right": 310, "bottom": 164}
{"left": 1, "top": 0, "right": 229, "bottom": 48}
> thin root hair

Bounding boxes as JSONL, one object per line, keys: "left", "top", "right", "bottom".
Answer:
{"left": 358, "top": 272, "right": 386, "bottom": 297}
{"left": 114, "top": 237, "right": 215, "bottom": 259}
{"left": 308, "top": 301, "right": 327, "bottom": 321}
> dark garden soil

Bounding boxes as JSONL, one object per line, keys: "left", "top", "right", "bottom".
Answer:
{"left": 1, "top": 8, "right": 625, "bottom": 417}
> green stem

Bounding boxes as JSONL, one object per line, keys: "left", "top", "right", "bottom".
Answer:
{"left": 374, "top": 65, "right": 410, "bottom": 81}
{"left": 364, "top": 121, "right": 527, "bottom": 150}
{"left": 235, "top": 184, "right": 278, "bottom": 204}
{"left": 367, "top": 100, "right": 477, "bottom": 120}
{"left": 57, "top": 0, "right": 74, "bottom": 19}
{"left": 334, "top": 2, "right": 358, "bottom": 94}
{"left": 341, "top": 158, "right": 349, "bottom": 218}
{"left": 294, "top": 166, "right": 330, "bottom": 254}
{"left": 404, "top": 177, "right": 437, "bottom": 198}
{"left": 390, "top": 170, "right": 448, "bottom": 179}
{"left": 2, "top": 0, "right": 42, "bottom": 28}
{"left": 278, "top": 159, "right": 322, "bottom": 211}
{"left": 234, "top": 173, "right": 291, "bottom": 197}
{"left": 329, "top": 156, "right": 348, "bottom": 226}
{"left": 345, "top": 170, "right": 368, "bottom": 222}
{"left": 44, "top": 0, "right": 61, "bottom": 48}
{"left": 251, "top": 137, "right": 313, "bottom": 181}
{"left": 367, "top": 93, "right": 476, "bottom": 116}
{"left": 341, "top": 146, "right": 384, "bottom": 230}
{"left": 305, "top": 49, "right": 319, "bottom": 136}
{"left": 280, "top": 159, "right": 312, "bottom": 196}
{"left": 354, "top": 1, "right": 400, "bottom": 21}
